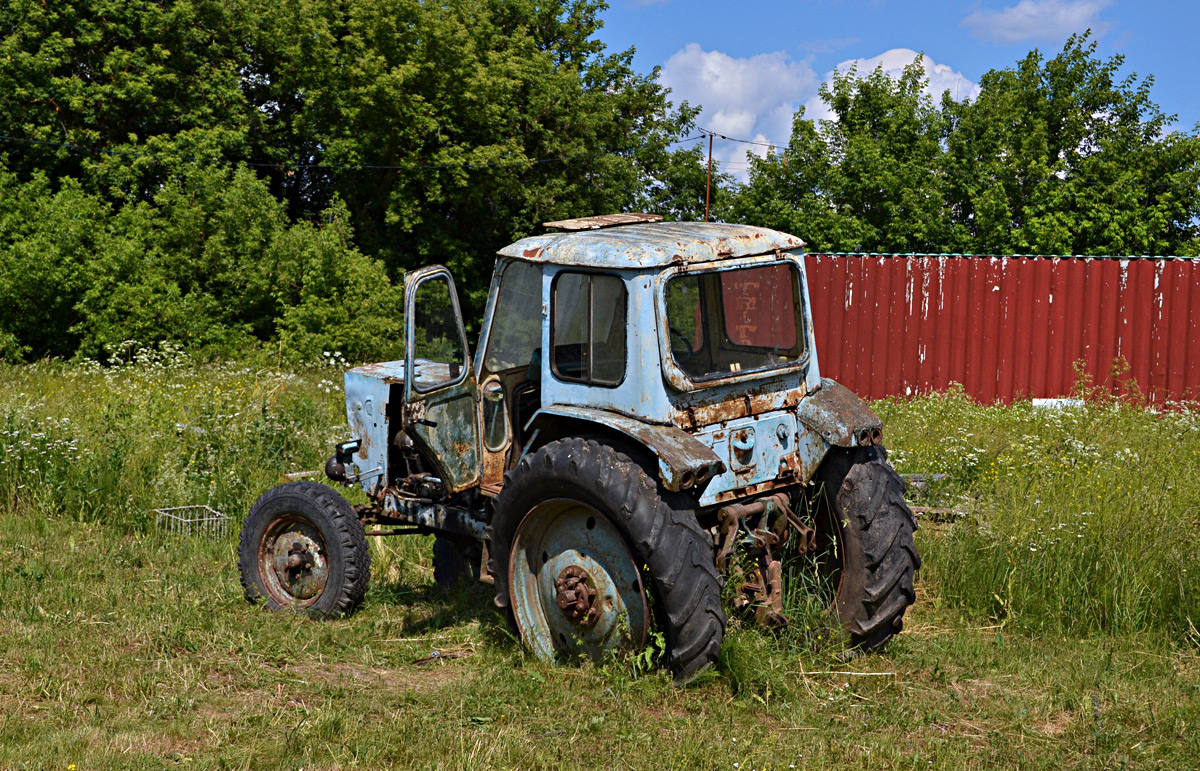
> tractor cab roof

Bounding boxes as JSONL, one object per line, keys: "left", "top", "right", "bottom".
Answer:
{"left": 498, "top": 221, "right": 805, "bottom": 270}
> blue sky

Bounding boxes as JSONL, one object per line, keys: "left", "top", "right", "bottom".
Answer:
{"left": 596, "top": 0, "right": 1198, "bottom": 177}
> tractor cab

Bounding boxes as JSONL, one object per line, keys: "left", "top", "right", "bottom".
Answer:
{"left": 338, "top": 216, "right": 835, "bottom": 508}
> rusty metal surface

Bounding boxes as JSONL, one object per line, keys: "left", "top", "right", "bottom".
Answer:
{"left": 348, "top": 360, "right": 407, "bottom": 382}
{"left": 378, "top": 494, "right": 486, "bottom": 542}
{"left": 509, "top": 499, "right": 649, "bottom": 663}
{"left": 715, "top": 492, "right": 811, "bottom": 627}
{"left": 402, "top": 387, "right": 481, "bottom": 494}
{"left": 498, "top": 222, "right": 805, "bottom": 269}
{"left": 480, "top": 444, "right": 507, "bottom": 492}
{"left": 525, "top": 404, "right": 726, "bottom": 493}
{"left": 554, "top": 564, "right": 600, "bottom": 626}
{"left": 692, "top": 410, "right": 825, "bottom": 507}
{"left": 669, "top": 385, "right": 808, "bottom": 428}
{"left": 343, "top": 367, "right": 395, "bottom": 497}
{"left": 402, "top": 266, "right": 482, "bottom": 494}
{"left": 514, "top": 245, "right": 837, "bottom": 506}
{"left": 543, "top": 213, "right": 664, "bottom": 230}
{"left": 256, "top": 516, "right": 330, "bottom": 608}
{"left": 806, "top": 253, "right": 1200, "bottom": 403}
{"left": 797, "top": 378, "right": 883, "bottom": 447}
{"left": 533, "top": 250, "right": 821, "bottom": 428}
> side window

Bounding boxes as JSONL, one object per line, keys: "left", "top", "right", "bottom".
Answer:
{"left": 551, "top": 272, "right": 627, "bottom": 386}
{"left": 483, "top": 259, "right": 543, "bottom": 373}
{"left": 410, "top": 274, "right": 468, "bottom": 392}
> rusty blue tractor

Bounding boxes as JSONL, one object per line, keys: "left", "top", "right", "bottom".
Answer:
{"left": 237, "top": 214, "right": 920, "bottom": 683}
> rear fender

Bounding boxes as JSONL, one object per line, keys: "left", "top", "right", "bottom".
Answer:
{"left": 524, "top": 405, "right": 726, "bottom": 494}
{"left": 797, "top": 378, "right": 884, "bottom": 448}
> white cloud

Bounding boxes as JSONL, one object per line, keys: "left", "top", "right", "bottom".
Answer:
{"left": 962, "top": 0, "right": 1112, "bottom": 44}
{"left": 659, "top": 44, "right": 817, "bottom": 179}
{"left": 802, "top": 49, "right": 981, "bottom": 122}
{"left": 659, "top": 45, "right": 979, "bottom": 180}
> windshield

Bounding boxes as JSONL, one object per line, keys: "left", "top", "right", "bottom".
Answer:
{"left": 664, "top": 262, "right": 806, "bottom": 382}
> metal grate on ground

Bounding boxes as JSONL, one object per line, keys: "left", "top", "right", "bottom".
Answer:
{"left": 154, "top": 505, "right": 230, "bottom": 538}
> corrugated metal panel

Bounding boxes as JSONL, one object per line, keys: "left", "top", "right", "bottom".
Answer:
{"left": 805, "top": 254, "right": 1200, "bottom": 403}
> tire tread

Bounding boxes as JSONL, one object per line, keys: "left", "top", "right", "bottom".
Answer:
{"left": 488, "top": 438, "right": 725, "bottom": 683}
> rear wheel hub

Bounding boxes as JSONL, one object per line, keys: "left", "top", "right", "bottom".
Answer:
{"left": 509, "top": 499, "right": 649, "bottom": 662}
{"left": 555, "top": 565, "right": 600, "bottom": 627}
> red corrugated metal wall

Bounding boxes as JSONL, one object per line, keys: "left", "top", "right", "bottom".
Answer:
{"left": 805, "top": 254, "right": 1200, "bottom": 403}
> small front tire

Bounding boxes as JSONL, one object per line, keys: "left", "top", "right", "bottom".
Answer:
{"left": 238, "top": 481, "right": 370, "bottom": 618}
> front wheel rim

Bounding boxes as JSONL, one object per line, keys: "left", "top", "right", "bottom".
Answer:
{"left": 257, "top": 515, "right": 331, "bottom": 608}
{"left": 509, "top": 499, "right": 649, "bottom": 662}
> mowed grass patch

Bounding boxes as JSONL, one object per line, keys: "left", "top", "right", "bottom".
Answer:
{"left": 0, "top": 356, "right": 1198, "bottom": 768}
{"left": 3, "top": 514, "right": 1198, "bottom": 770}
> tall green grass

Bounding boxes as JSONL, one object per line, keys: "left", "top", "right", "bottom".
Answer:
{"left": 0, "top": 344, "right": 350, "bottom": 529}
{"left": 878, "top": 387, "right": 1200, "bottom": 639}
{"left": 2, "top": 353, "right": 1196, "bottom": 643}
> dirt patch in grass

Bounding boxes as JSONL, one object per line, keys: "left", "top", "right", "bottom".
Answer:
{"left": 97, "top": 729, "right": 210, "bottom": 763}
{"left": 1036, "top": 710, "right": 1075, "bottom": 736}
{"left": 281, "top": 658, "right": 475, "bottom": 695}
{"left": 949, "top": 676, "right": 1020, "bottom": 703}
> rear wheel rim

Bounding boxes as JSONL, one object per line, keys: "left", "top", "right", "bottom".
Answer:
{"left": 509, "top": 499, "right": 649, "bottom": 662}
{"left": 257, "top": 515, "right": 330, "bottom": 608}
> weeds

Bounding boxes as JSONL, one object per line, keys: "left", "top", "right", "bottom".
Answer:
{"left": 877, "top": 387, "right": 1200, "bottom": 638}
{"left": 0, "top": 343, "right": 351, "bottom": 530}
{"left": 1, "top": 357, "right": 1198, "bottom": 767}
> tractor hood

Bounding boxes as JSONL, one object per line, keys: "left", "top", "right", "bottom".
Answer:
{"left": 341, "top": 361, "right": 407, "bottom": 496}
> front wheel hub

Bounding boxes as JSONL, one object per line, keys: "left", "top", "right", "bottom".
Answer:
{"left": 262, "top": 523, "right": 329, "bottom": 604}
{"left": 555, "top": 565, "right": 599, "bottom": 626}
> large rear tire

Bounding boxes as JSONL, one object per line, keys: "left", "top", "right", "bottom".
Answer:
{"left": 488, "top": 438, "right": 725, "bottom": 683}
{"left": 238, "top": 481, "right": 370, "bottom": 618}
{"left": 812, "top": 446, "right": 920, "bottom": 650}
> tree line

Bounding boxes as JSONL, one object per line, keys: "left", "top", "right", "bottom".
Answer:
{"left": 724, "top": 37, "right": 1200, "bottom": 257}
{"left": 0, "top": 0, "right": 1195, "bottom": 363}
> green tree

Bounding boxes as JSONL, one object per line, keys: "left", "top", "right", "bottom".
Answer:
{"left": 729, "top": 35, "right": 1200, "bottom": 256}
{"left": 0, "top": 0, "right": 257, "bottom": 198}
{"left": 640, "top": 141, "right": 734, "bottom": 222}
{"left": 729, "top": 58, "right": 952, "bottom": 252}
{"left": 0, "top": 166, "right": 117, "bottom": 359}
{"left": 942, "top": 34, "right": 1200, "bottom": 256}
{"left": 0, "top": 159, "right": 405, "bottom": 362}
{"left": 0, "top": 0, "right": 695, "bottom": 346}
{"left": 258, "top": 0, "right": 694, "bottom": 319}
{"left": 0, "top": 0, "right": 696, "bottom": 359}
{"left": 725, "top": 109, "right": 872, "bottom": 251}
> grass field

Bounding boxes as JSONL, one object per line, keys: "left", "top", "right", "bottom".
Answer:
{"left": 1, "top": 352, "right": 1197, "bottom": 769}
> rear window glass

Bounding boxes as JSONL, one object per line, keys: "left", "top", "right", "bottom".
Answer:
{"left": 665, "top": 263, "right": 805, "bottom": 382}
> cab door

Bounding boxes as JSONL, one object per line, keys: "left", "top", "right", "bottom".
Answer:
{"left": 403, "top": 266, "right": 481, "bottom": 493}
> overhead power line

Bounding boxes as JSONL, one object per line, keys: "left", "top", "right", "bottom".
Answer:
{"left": 0, "top": 133, "right": 708, "bottom": 171}
{"left": 697, "top": 127, "right": 788, "bottom": 149}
